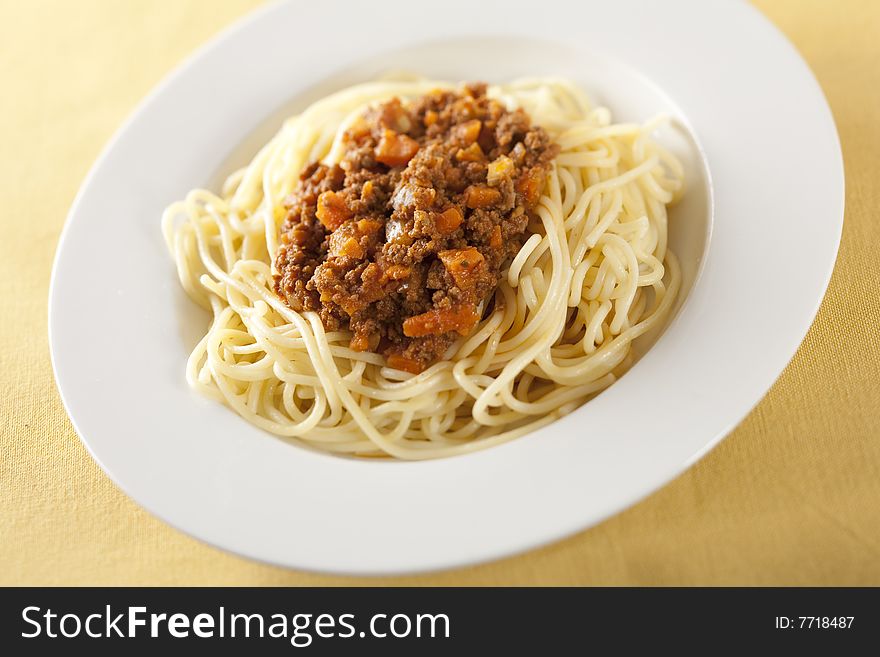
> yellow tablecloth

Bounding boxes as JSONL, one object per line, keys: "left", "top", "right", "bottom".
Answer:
{"left": 2, "top": 0, "right": 877, "bottom": 585}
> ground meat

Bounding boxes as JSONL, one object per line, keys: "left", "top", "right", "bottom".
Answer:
{"left": 273, "top": 83, "right": 557, "bottom": 373}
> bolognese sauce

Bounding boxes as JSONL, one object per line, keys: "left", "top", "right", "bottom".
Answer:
{"left": 273, "top": 83, "right": 557, "bottom": 373}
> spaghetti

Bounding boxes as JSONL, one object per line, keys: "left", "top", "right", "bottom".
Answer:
{"left": 162, "top": 77, "right": 684, "bottom": 459}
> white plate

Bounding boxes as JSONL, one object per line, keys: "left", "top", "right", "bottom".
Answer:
{"left": 50, "top": 0, "right": 843, "bottom": 575}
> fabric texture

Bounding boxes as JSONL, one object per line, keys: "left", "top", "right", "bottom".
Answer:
{"left": 1, "top": 0, "right": 877, "bottom": 585}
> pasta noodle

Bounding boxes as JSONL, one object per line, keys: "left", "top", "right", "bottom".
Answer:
{"left": 162, "top": 77, "right": 683, "bottom": 459}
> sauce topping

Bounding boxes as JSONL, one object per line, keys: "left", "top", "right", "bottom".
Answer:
{"left": 274, "top": 83, "right": 557, "bottom": 372}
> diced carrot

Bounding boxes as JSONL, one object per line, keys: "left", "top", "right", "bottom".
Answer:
{"left": 424, "top": 110, "right": 438, "bottom": 127}
{"left": 356, "top": 218, "right": 382, "bottom": 236}
{"left": 335, "top": 237, "right": 363, "bottom": 259}
{"left": 383, "top": 264, "right": 411, "bottom": 280}
{"left": 315, "top": 191, "right": 351, "bottom": 231}
{"left": 386, "top": 353, "right": 424, "bottom": 374}
{"left": 435, "top": 207, "right": 463, "bottom": 234}
{"left": 439, "top": 247, "right": 484, "bottom": 270}
{"left": 516, "top": 168, "right": 545, "bottom": 205}
{"left": 403, "top": 304, "right": 480, "bottom": 337}
{"left": 455, "top": 143, "right": 484, "bottom": 162}
{"left": 438, "top": 247, "right": 485, "bottom": 290}
{"left": 490, "top": 225, "right": 502, "bottom": 249}
{"left": 487, "top": 155, "right": 514, "bottom": 185}
{"left": 338, "top": 297, "right": 361, "bottom": 315}
{"left": 349, "top": 333, "right": 370, "bottom": 352}
{"left": 375, "top": 129, "right": 420, "bottom": 167}
{"left": 465, "top": 185, "right": 502, "bottom": 209}
{"left": 360, "top": 180, "right": 374, "bottom": 200}
{"left": 457, "top": 120, "right": 482, "bottom": 144}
